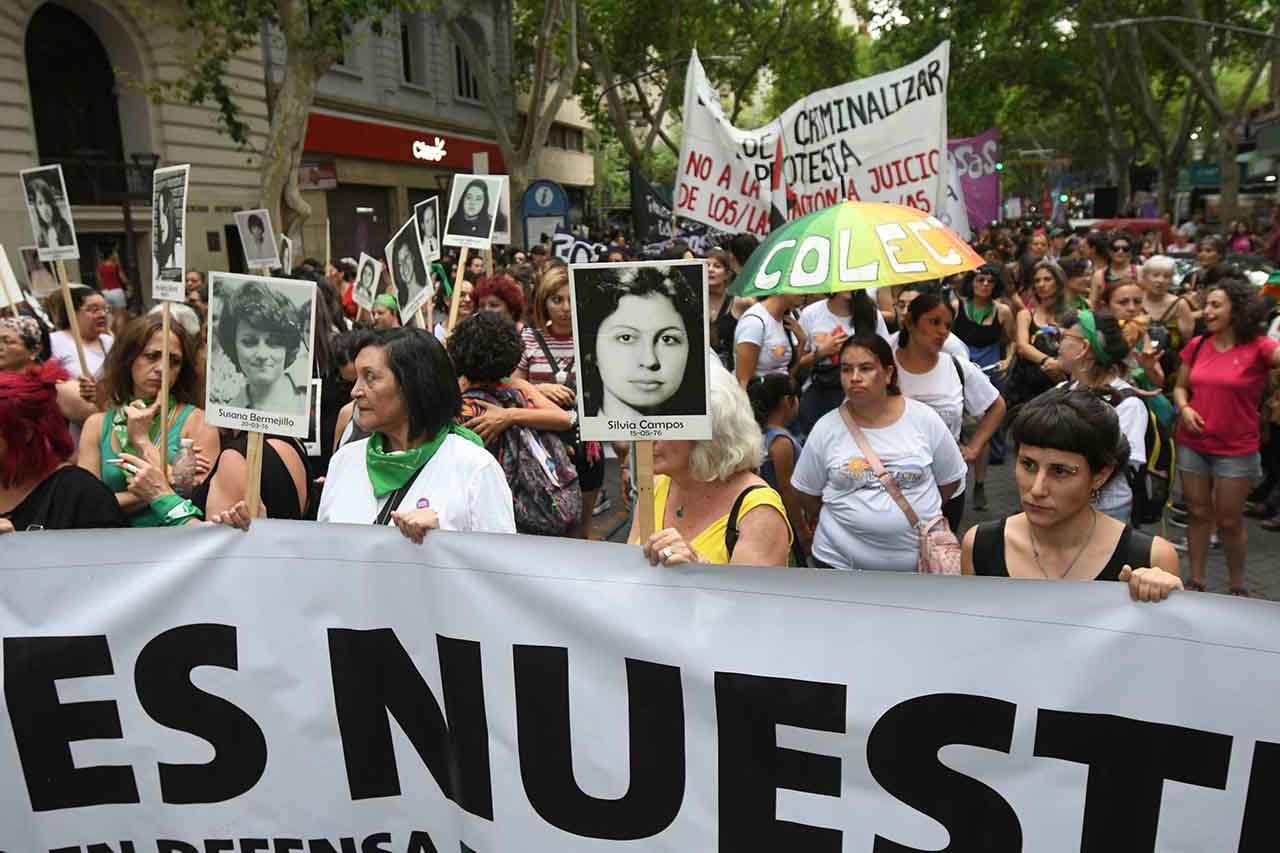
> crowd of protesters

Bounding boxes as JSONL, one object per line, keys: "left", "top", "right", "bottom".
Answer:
{"left": 6, "top": 209, "right": 1280, "bottom": 603}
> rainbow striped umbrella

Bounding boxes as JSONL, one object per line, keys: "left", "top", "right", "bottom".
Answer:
{"left": 731, "top": 200, "right": 985, "bottom": 297}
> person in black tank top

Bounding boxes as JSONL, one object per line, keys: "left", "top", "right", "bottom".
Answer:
{"left": 961, "top": 388, "right": 1181, "bottom": 601}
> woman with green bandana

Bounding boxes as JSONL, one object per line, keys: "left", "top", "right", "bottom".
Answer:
{"left": 78, "top": 315, "right": 220, "bottom": 526}
{"left": 370, "top": 293, "right": 402, "bottom": 330}
{"left": 1054, "top": 307, "right": 1148, "bottom": 523}
{"left": 317, "top": 327, "right": 514, "bottom": 541}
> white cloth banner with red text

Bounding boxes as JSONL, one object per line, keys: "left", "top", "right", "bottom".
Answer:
{"left": 675, "top": 43, "right": 950, "bottom": 236}
{"left": 1, "top": 522, "right": 1277, "bottom": 853}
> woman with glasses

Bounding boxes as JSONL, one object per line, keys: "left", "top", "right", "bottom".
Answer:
{"left": 50, "top": 285, "right": 112, "bottom": 441}
{"left": 1089, "top": 232, "right": 1138, "bottom": 303}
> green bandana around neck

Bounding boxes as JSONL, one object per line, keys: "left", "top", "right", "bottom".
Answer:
{"left": 111, "top": 396, "right": 177, "bottom": 457}
{"left": 1076, "top": 309, "right": 1113, "bottom": 367}
{"left": 365, "top": 423, "right": 484, "bottom": 497}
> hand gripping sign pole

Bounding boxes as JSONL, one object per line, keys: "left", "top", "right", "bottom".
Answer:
{"left": 446, "top": 247, "right": 470, "bottom": 334}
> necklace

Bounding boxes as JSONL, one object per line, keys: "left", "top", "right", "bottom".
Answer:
{"left": 1027, "top": 509, "right": 1097, "bottom": 579}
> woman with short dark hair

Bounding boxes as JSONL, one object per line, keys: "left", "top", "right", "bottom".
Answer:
{"left": 1173, "top": 278, "right": 1279, "bottom": 594}
{"left": 317, "top": 328, "right": 515, "bottom": 540}
{"left": 215, "top": 278, "right": 311, "bottom": 414}
{"left": 962, "top": 388, "right": 1180, "bottom": 601}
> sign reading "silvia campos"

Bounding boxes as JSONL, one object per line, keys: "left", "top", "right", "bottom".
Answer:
{"left": 2, "top": 523, "right": 1279, "bottom": 852}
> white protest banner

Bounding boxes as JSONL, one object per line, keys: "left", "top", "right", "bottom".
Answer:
{"left": 676, "top": 43, "right": 949, "bottom": 235}
{"left": 4, "top": 523, "right": 1279, "bottom": 853}
{"left": 551, "top": 228, "right": 604, "bottom": 264}
{"left": 940, "top": 147, "right": 973, "bottom": 240}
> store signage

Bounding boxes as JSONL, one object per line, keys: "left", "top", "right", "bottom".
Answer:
{"left": 412, "top": 137, "right": 447, "bottom": 162}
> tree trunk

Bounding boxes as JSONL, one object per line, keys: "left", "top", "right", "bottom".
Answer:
{"left": 1217, "top": 126, "right": 1241, "bottom": 226}
{"left": 257, "top": 30, "right": 321, "bottom": 248}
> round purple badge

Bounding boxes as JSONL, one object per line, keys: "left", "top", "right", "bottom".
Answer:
{"left": 416, "top": 497, "right": 431, "bottom": 509}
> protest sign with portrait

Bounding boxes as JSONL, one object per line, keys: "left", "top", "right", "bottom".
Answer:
{"left": 19, "top": 164, "right": 78, "bottom": 262}
{"left": 234, "top": 208, "right": 281, "bottom": 270}
{"left": 442, "top": 174, "right": 505, "bottom": 251}
{"left": 204, "top": 272, "right": 317, "bottom": 438}
{"left": 353, "top": 252, "right": 382, "bottom": 311}
{"left": 414, "top": 197, "right": 442, "bottom": 264}
{"left": 151, "top": 164, "right": 190, "bottom": 301}
{"left": 385, "top": 218, "right": 430, "bottom": 323}
{"left": 570, "top": 259, "right": 711, "bottom": 441}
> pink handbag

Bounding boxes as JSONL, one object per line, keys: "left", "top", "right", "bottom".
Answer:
{"left": 838, "top": 407, "right": 962, "bottom": 575}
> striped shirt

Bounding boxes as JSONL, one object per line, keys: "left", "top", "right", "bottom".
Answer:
{"left": 518, "top": 327, "right": 577, "bottom": 385}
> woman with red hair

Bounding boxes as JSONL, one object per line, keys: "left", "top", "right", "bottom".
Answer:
{"left": 473, "top": 274, "right": 527, "bottom": 331}
{"left": 0, "top": 362, "right": 125, "bottom": 532}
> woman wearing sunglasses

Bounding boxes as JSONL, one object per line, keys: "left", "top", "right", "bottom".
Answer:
{"left": 1089, "top": 232, "right": 1139, "bottom": 305}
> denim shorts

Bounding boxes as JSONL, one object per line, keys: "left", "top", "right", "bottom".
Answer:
{"left": 1176, "top": 444, "right": 1262, "bottom": 481}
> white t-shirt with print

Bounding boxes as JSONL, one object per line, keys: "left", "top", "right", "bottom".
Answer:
{"left": 799, "top": 298, "right": 891, "bottom": 389}
{"left": 792, "top": 398, "right": 967, "bottom": 572}
{"left": 893, "top": 349, "right": 1002, "bottom": 440}
{"left": 734, "top": 302, "right": 794, "bottom": 377}
{"left": 318, "top": 434, "right": 517, "bottom": 533}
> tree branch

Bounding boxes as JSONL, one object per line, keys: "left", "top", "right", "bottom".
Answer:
{"left": 1144, "top": 23, "right": 1226, "bottom": 118}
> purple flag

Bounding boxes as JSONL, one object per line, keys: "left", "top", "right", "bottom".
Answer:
{"left": 947, "top": 129, "right": 1001, "bottom": 229}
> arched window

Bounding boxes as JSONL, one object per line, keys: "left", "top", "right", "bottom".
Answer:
{"left": 26, "top": 2, "right": 126, "bottom": 200}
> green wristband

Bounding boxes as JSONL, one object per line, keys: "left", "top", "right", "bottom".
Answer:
{"left": 151, "top": 494, "right": 203, "bottom": 525}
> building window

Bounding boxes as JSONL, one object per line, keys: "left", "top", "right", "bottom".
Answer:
{"left": 454, "top": 43, "right": 480, "bottom": 100}
{"left": 401, "top": 12, "right": 427, "bottom": 85}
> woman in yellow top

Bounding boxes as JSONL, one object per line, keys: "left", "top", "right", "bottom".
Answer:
{"left": 631, "top": 362, "right": 793, "bottom": 566}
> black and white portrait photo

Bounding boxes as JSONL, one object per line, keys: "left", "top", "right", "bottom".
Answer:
{"left": 491, "top": 178, "right": 512, "bottom": 244}
{"left": 19, "top": 164, "right": 78, "bottom": 262}
{"left": 570, "top": 259, "right": 712, "bottom": 441}
{"left": 414, "top": 197, "right": 441, "bottom": 264}
{"left": 204, "top": 272, "right": 317, "bottom": 439}
{"left": 385, "top": 217, "right": 430, "bottom": 323}
{"left": 19, "top": 246, "right": 57, "bottom": 297}
{"left": 151, "top": 164, "right": 190, "bottom": 301}
{"left": 441, "top": 174, "right": 504, "bottom": 250}
{"left": 353, "top": 252, "right": 382, "bottom": 311}
{"left": 234, "top": 208, "right": 280, "bottom": 270}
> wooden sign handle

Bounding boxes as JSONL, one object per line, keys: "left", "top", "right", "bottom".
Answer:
{"left": 635, "top": 441, "right": 655, "bottom": 542}
{"left": 159, "top": 302, "right": 171, "bottom": 480}
{"left": 244, "top": 431, "right": 264, "bottom": 518}
{"left": 446, "top": 247, "right": 469, "bottom": 333}
{"left": 54, "top": 260, "right": 90, "bottom": 378}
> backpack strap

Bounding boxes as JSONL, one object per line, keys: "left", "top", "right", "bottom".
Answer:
{"left": 724, "top": 484, "right": 766, "bottom": 559}
{"left": 838, "top": 405, "right": 920, "bottom": 527}
{"left": 949, "top": 353, "right": 965, "bottom": 395}
{"left": 531, "top": 327, "right": 572, "bottom": 379}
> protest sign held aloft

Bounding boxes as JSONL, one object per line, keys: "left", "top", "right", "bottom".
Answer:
{"left": 3, "top": 523, "right": 1279, "bottom": 852}
{"left": 152, "top": 164, "right": 191, "bottom": 302}
{"left": 234, "top": 208, "right": 281, "bottom": 271}
{"left": 18, "top": 164, "right": 78, "bottom": 263}
{"left": 948, "top": 127, "right": 1003, "bottom": 229}
{"left": 676, "top": 43, "right": 950, "bottom": 235}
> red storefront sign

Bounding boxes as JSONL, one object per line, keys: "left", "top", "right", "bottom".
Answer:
{"left": 303, "top": 113, "right": 506, "bottom": 173}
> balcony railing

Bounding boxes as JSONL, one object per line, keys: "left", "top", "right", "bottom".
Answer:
{"left": 41, "top": 152, "right": 159, "bottom": 206}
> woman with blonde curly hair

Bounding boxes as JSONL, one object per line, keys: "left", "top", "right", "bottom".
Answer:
{"left": 631, "top": 361, "right": 793, "bottom": 566}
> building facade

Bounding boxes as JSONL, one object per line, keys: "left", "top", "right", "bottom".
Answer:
{"left": 2, "top": 0, "right": 267, "bottom": 296}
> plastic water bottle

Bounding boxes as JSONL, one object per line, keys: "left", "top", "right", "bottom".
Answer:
{"left": 170, "top": 438, "right": 198, "bottom": 498}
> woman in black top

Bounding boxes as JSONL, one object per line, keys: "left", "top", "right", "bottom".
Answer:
{"left": 961, "top": 388, "right": 1181, "bottom": 601}
{"left": 0, "top": 362, "right": 126, "bottom": 532}
{"left": 191, "top": 431, "right": 313, "bottom": 520}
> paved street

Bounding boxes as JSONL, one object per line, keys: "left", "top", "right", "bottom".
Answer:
{"left": 596, "top": 456, "right": 1280, "bottom": 599}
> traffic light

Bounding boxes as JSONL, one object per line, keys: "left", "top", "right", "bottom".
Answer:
{"left": 995, "top": 161, "right": 1004, "bottom": 171}
{"left": 1059, "top": 193, "right": 1069, "bottom": 203}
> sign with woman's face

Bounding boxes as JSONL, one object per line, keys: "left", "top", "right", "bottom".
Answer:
{"left": 234, "top": 208, "right": 281, "bottom": 270}
{"left": 353, "top": 252, "right": 382, "bottom": 311}
{"left": 442, "top": 174, "right": 505, "bottom": 251}
{"left": 570, "top": 260, "right": 712, "bottom": 441}
{"left": 414, "top": 197, "right": 441, "bottom": 264}
{"left": 18, "top": 164, "right": 78, "bottom": 262}
{"left": 151, "top": 164, "right": 191, "bottom": 301}
{"left": 384, "top": 217, "right": 430, "bottom": 324}
{"left": 204, "top": 272, "right": 318, "bottom": 438}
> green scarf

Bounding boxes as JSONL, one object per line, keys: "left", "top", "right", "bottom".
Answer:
{"left": 365, "top": 424, "right": 484, "bottom": 497}
{"left": 374, "top": 293, "right": 399, "bottom": 313}
{"left": 111, "top": 397, "right": 177, "bottom": 457}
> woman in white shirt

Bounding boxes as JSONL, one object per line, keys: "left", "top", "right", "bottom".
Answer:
{"left": 50, "top": 285, "right": 112, "bottom": 443}
{"left": 318, "top": 327, "right": 515, "bottom": 540}
{"left": 1055, "top": 308, "right": 1148, "bottom": 523}
{"left": 792, "top": 334, "right": 966, "bottom": 571}
{"left": 794, "top": 288, "right": 890, "bottom": 435}
{"left": 893, "top": 287, "right": 1006, "bottom": 527}
{"left": 733, "top": 293, "right": 805, "bottom": 386}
